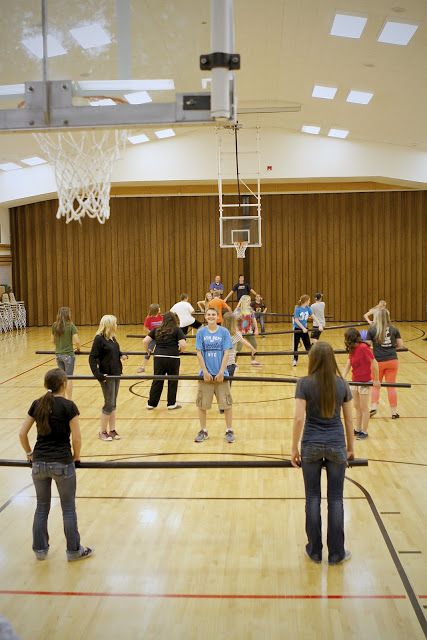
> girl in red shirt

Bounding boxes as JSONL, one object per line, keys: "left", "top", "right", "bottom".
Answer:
{"left": 342, "top": 328, "right": 380, "bottom": 440}
{"left": 138, "top": 304, "right": 163, "bottom": 372}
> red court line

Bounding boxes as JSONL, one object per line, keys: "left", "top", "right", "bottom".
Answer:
{"left": 0, "top": 589, "right": 407, "bottom": 600}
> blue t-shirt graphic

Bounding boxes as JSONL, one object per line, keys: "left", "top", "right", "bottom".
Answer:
{"left": 196, "top": 326, "right": 232, "bottom": 377}
{"left": 293, "top": 305, "right": 313, "bottom": 329}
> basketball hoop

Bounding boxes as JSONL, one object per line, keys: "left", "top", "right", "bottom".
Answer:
{"left": 234, "top": 241, "right": 248, "bottom": 258}
{"left": 34, "top": 129, "right": 128, "bottom": 224}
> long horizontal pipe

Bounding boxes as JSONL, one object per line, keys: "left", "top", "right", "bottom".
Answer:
{"left": 35, "top": 348, "right": 409, "bottom": 357}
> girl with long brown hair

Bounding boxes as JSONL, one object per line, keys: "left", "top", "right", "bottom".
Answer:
{"left": 51, "top": 307, "right": 81, "bottom": 399}
{"left": 291, "top": 342, "right": 354, "bottom": 564}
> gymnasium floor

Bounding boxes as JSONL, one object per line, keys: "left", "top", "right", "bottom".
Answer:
{"left": 0, "top": 322, "right": 426, "bottom": 639}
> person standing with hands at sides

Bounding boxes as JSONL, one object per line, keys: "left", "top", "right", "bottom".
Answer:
{"left": 311, "top": 293, "right": 326, "bottom": 343}
{"left": 291, "top": 342, "right": 354, "bottom": 565}
{"left": 363, "top": 299, "right": 387, "bottom": 325}
{"left": 197, "top": 291, "right": 213, "bottom": 313}
{"left": 89, "top": 315, "right": 128, "bottom": 442}
{"left": 366, "top": 308, "right": 404, "bottom": 419}
{"left": 209, "top": 275, "right": 224, "bottom": 295}
{"left": 138, "top": 303, "right": 163, "bottom": 373}
{"left": 342, "top": 328, "right": 380, "bottom": 440}
{"left": 251, "top": 294, "right": 267, "bottom": 336}
{"left": 194, "top": 307, "right": 234, "bottom": 443}
{"left": 51, "top": 307, "right": 81, "bottom": 399}
{"left": 143, "top": 312, "right": 187, "bottom": 410}
{"left": 224, "top": 274, "right": 257, "bottom": 307}
{"left": 292, "top": 295, "right": 323, "bottom": 366}
{"left": 207, "top": 290, "right": 231, "bottom": 325}
{"left": 171, "top": 294, "right": 203, "bottom": 336}
{"left": 234, "top": 295, "right": 262, "bottom": 366}
{"left": 19, "top": 368, "right": 93, "bottom": 562}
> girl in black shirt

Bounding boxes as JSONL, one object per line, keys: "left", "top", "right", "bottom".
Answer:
{"left": 19, "top": 368, "right": 92, "bottom": 561}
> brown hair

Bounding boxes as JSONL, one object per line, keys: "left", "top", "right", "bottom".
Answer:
{"left": 33, "top": 369, "right": 68, "bottom": 436}
{"left": 52, "top": 307, "right": 71, "bottom": 337}
{"left": 155, "top": 311, "right": 179, "bottom": 341}
{"left": 344, "top": 328, "right": 362, "bottom": 354}
{"left": 298, "top": 294, "right": 310, "bottom": 305}
{"left": 307, "top": 342, "right": 342, "bottom": 418}
{"left": 148, "top": 303, "right": 160, "bottom": 316}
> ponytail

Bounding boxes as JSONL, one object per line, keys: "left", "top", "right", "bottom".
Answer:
{"left": 33, "top": 369, "right": 67, "bottom": 436}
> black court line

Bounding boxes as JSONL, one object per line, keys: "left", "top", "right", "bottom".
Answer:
{"left": 405, "top": 326, "right": 426, "bottom": 342}
{"left": 380, "top": 512, "right": 401, "bottom": 515}
{"left": 398, "top": 551, "right": 422, "bottom": 555}
{"left": 12, "top": 494, "right": 367, "bottom": 502}
{"left": 346, "top": 476, "right": 427, "bottom": 637}
{"left": 0, "top": 483, "right": 33, "bottom": 515}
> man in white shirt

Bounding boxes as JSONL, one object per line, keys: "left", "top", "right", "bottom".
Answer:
{"left": 171, "top": 294, "right": 202, "bottom": 336}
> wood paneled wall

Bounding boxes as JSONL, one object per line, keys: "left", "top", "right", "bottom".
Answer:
{"left": 10, "top": 190, "right": 426, "bottom": 326}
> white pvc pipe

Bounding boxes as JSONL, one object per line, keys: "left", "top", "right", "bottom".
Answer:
{"left": 210, "top": 0, "right": 236, "bottom": 120}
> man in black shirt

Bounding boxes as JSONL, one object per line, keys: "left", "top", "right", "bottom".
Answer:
{"left": 224, "top": 274, "right": 257, "bottom": 306}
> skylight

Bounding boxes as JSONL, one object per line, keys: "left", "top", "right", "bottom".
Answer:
{"left": 377, "top": 21, "right": 418, "bottom": 45}
{"left": 312, "top": 85, "right": 337, "bottom": 100}
{"left": 128, "top": 134, "right": 150, "bottom": 144}
{"left": 22, "top": 34, "right": 66, "bottom": 58}
{"left": 124, "top": 91, "right": 152, "bottom": 105}
{"left": 330, "top": 13, "right": 367, "bottom": 39}
{"left": 155, "top": 129, "right": 176, "bottom": 139}
{"left": 21, "top": 157, "right": 47, "bottom": 166}
{"left": 89, "top": 98, "right": 117, "bottom": 106}
{"left": 77, "top": 80, "right": 175, "bottom": 92}
{"left": 346, "top": 90, "right": 373, "bottom": 104}
{"left": 328, "top": 129, "right": 349, "bottom": 139}
{"left": 301, "top": 125, "right": 320, "bottom": 135}
{"left": 0, "top": 162, "right": 22, "bottom": 171}
{"left": 70, "top": 24, "right": 111, "bottom": 49}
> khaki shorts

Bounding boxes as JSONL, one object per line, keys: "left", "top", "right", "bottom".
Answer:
{"left": 354, "top": 385, "right": 370, "bottom": 395}
{"left": 196, "top": 380, "right": 233, "bottom": 410}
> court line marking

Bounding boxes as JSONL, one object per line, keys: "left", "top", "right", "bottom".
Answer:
{"left": 0, "top": 483, "right": 33, "bottom": 514}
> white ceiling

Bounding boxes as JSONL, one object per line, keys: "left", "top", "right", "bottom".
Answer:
{"left": 0, "top": 0, "right": 426, "bottom": 165}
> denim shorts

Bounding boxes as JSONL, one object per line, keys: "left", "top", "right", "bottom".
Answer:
{"left": 56, "top": 354, "right": 76, "bottom": 375}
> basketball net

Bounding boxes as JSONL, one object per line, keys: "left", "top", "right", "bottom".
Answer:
{"left": 34, "top": 129, "right": 128, "bottom": 224}
{"left": 234, "top": 241, "right": 248, "bottom": 258}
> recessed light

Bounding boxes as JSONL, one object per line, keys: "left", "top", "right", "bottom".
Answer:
{"left": 89, "top": 98, "right": 117, "bottom": 106}
{"left": 155, "top": 128, "right": 175, "bottom": 139}
{"left": 128, "top": 134, "right": 150, "bottom": 144}
{"left": 328, "top": 128, "right": 349, "bottom": 139}
{"left": 21, "top": 156, "right": 47, "bottom": 166}
{"left": 69, "top": 24, "right": 111, "bottom": 49}
{"left": 124, "top": 91, "right": 152, "bottom": 105}
{"left": 0, "top": 162, "right": 22, "bottom": 171}
{"left": 0, "top": 83, "right": 25, "bottom": 96}
{"left": 301, "top": 125, "right": 320, "bottom": 135}
{"left": 330, "top": 13, "right": 367, "bottom": 39}
{"left": 77, "top": 80, "right": 175, "bottom": 92}
{"left": 377, "top": 20, "right": 418, "bottom": 45}
{"left": 22, "top": 34, "right": 66, "bottom": 58}
{"left": 312, "top": 85, "right": 337, "bottom": 100}
{"left": 346, "top": 90, "right": 373, "bottom": 104}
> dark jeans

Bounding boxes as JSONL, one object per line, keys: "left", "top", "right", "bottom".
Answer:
{"left": 255, "top": 312, "right": 266, "bottom": 334}
{"left": 32, "top": 461, "right": 83, "bottom": 559}
{"left": 293, "top": 330, "right": 311, "bottom": 362}
{"left": 148, "top": 357, "right": 180, "bottom": 406}
{"left": 227, "top": 363, "right": 237, "bottom": 386}
{"left": 100, "top": 377, "right": 120, "bottom": 414}
{"left": 301, "top": 444, "right": 347, "bottom": 563}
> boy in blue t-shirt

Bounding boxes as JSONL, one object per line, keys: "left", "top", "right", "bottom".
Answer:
{"left": 195, "top": 307, "right": 234, "bottom": 443}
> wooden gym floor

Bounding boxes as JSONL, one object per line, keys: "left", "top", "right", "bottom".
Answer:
{"left": 0, "top": 323, "right": 426, "bottom": 639}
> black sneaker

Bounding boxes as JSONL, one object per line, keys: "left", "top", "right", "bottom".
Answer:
{"left": 369, "top": 409, "right": 377, "bottom": 417}
{"left": 356, "top": 431, "right": 368, "bottom": 440}
{"left": 329, "top": 550, "right": 351, "bottom": 565}
{"left": 391, "top": 413, "right": 400, "bottom": 419}
{"left": 305, "top": 548, "right": 321, "bottom": 564}
{"left": 68, "top": 547, "right": 94, "bottom": 562}
{"left": 353, "top": 428, "right": 362, "bottom": 436}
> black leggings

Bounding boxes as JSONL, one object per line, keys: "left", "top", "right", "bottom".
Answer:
{"left": 293, "top": 330, "right": 311, "bottom": 362}
{"left": 182, "top": 319, "right": 202, "bottom": 335}
{"left": 148, "top": 357, "right": 180, "bottom": 407}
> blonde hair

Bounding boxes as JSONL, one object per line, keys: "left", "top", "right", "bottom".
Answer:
{"left": 298, "top": 294, "right": 310, "bottom": 305}
{"left": 373, "top": 308, "right": 391, "bottom": 344}
{"left": 238, "top": 295, "right": 252, "bottom": 314}
{"left": 222, "top": 312, "right": 237, "bottom": 335}
{"left": 96, "top": 314, "right": 117, "bottom": 339}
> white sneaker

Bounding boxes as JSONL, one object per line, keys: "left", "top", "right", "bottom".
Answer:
{"left": 146, "top": 404, "right": 155, "bottom": 410}
{"left": 167, "top": 403, "right": 182, "bottom": 410}
{"left": 292, "top": 360, "right": 297, "bottom": 367}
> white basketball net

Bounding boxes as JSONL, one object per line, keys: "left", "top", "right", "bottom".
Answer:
{"left": 34, "top": 130, "right": 128, "bottom": 224}
{"left": 234, "top": 241, "right": 248, "bottom": 258}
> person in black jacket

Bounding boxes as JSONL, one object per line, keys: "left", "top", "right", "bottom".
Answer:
{"left": 89, "top": 315, "right": 127, "bottom": 441}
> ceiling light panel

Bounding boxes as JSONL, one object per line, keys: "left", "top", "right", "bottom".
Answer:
{"left": 328, "top": 128, "right": 349, "bottom": 138}
{"left": 128, "top": 134, "right": 150, "bottom": 144}
{"left": 124, "top": 91, "right": 152, "bottom": 105}
{"left": 21, "top": 157, "right": 47, "bottom": 166}
{"left": 89, "top": 99, "right": 117, "bottom": 106}
{"left": 0, "top": 162, "right": 22, "bottom": 171}
{"left": 77, "top": 80, "right": 175, "bottom": 92}
{"left": 301, "top": 125, "right": 320, "bottom": 135}
{"left": 312, "top": 85, "right": 337, "bottom": 100}
{"left": 22, "top": 34, "right": 66, "bottom": 58}
{"left": 330, "top": 13, "right": 367, "bottom": 38}
{"left": 377, "top": 21, "right": 418, "bottom": 45}
{"left": 155, "top": 129, "right": 176, "bottom": 139}
{"left": 70, "top": 24, "right": 111, "bottom": 49}
{"left": 346, "top": 90, "right": 373, "bottom": 104}
{"left": 0, "top": 84, "right": 25, "bottom": 96}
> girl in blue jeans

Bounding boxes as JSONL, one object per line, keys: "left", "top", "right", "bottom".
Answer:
{"left": 291, "top": 342, "right": 355, "bottom": 564}
{"left": 19, "top": 368, "right": 92, "bottom": 562}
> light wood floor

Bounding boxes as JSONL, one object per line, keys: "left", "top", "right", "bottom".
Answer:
{"left": 0, "top": 323, "right": 426, "bottom": 639}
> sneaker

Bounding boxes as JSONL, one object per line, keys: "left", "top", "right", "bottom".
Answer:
{"left": 369, "top": 409, "right": 377, "bottom": 417}
{"left": 292, "top": 359, "right": 297, "bottom": 367}
{"left": 194, "top": 429, "right": 208, "bottom": 443}
{"left": 356, "top": 431, "right": 368, "bottom": 440}
{"left": 167, "top": 403, "right": 182, "bottom": 410}
{"left": 34, "top": 550, "right": 48, "bottom": 561}
{"left": 99, "top": 431, "right": 112, "bottom": 441}
{"left": 225, "top": 429, "right": 235, "bottom": 443}
{"left": 137, "top": 366, "right": 145, "bottom": 373}
{"left": 353, "top": 429, "right": 362, "bottom": 436}
{"left": 391, "top": 413, "right": 400, "bottom": 419}
{"left": 109, "top": 429, "right": 121, "bottom": 440}
{"left": 219, "top": 408, "right": 225, "bottom": 414}
{"left": 68, "top": 547, "right": 94, "bottom": 562}
{"left": 251, "top": 360, "right": 262, "bottom": 366}
{"left": 329, "top": 550, "right": 351, "bottom": 565}
{"left": 146, "top": 404, "right": 155, "bottom": 410}
{"left": 305, "top": 548, "right": 321, "bottom": 564}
